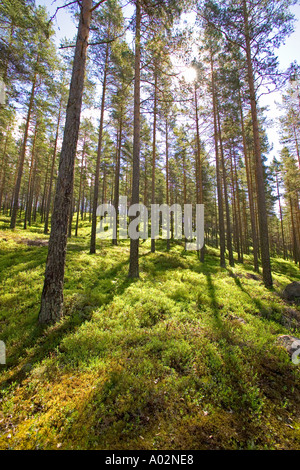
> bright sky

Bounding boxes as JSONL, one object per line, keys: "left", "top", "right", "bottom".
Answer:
{"left": 36, "top": 0, "right": 300, "bottom": 159}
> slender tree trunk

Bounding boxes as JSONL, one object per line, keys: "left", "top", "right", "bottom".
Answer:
{"left": 113, "top": 113, "right": 122, "bottom": 246}
{"left": 166, "top": 118, "right": 170, "bottom": 251}
{"left": 39, "top": 0, "right": 92, "bottom": 325}
{"left": 276, "top": 171, "right": 286, "bottom": 259}
{"left": 68, "top": 181, "right": 74, "bottom": 238}
{"left": 0, "top": 123, "right": 10, "bottom": 211}
{"left": 151, "top": 71, "right": 157, "bottom": 253}
{"left": 75, "top": 136, "right": 86, "bottom": 237}
{"left": 217, "top": 109, "right": 234, "bottom": 266}
{"left": 90, "top": 40, "right": 110, "bottom": 254}
{"left": 211, "top": 54, "right": 225, "bottom": 267}
{"left": 10, "top": 69, "right": 37, "bottom": 229}
{"left": 232, "top": 148, "right": 244, "bottom": 263}
{"left": 292, "top": 120, "right": 300, "bottom": 169}
{"left": 290, "top": 196, "right": 300, "bottom": 264}
{"left": 242, "top": 0, "right": 272, "bottom": 287}
{"left": 81, "top": 157, "right": 87, "bottom": 219}
{"left": 26, "top": 148, "right": 38, "bottom": 227}
{"left": 229, "top": 147, "right": 240, "bottom": 261}
{"left": 41, "top": 154, "right": 50, "bottom": 223}
{"left": 44, "top": 99, "right": 62, "bottom": 234}
{"left": 24, "top": 120, "right": 38, "bottom": 229}
{"left": 129, "top": 0, "right": 141, "bottom": 278}
{"left": 195, "top": 85, "right": 205, "bottom": 261}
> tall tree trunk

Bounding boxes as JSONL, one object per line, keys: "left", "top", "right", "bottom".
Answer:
{"left": 129, "top": 0, "right": 141, "bottom": 278}
{"left": 242, "top": 0, "right": 272, "bottom": 287}
{"left": 0, "top": 122, "right": 11, "bottom": 211}
{"left": 195, "top": 85, "right": 205, "bottom": 261}
{"left": 165, "top": 117, "right": 170, "bottom": 251}
{"left": 10, "top": 69, "right": 37, "bottom": 229}
{"left": 151, "top": 70, "right": 157, "bottom": 253}
{"left": 211, "top": 54, "right": 225, "bottom": 268}
{"left": 39, "top": 0, "right": 92, "bottom": 325}
{"left": 290, "top": 196, "right": 300, "bottom": 264}
{"left": 41, "top": 154, "right": 50, "bottom": 223}
{"left": 44, "top": 98, "right": 62, "bottom": 234}
{"left": 113, "top": 112, "right": 123, "bottom": 246}
{"left": 232, "top": 148, "right": 244, "bottom": 263}
{"left": 276, "top": 171, "right": 286, "bottom": 259}
{"left": 90, "top": 39, "right": 110, "bottom": 254}
{"left": 24, "top": 121, "right": 38, "bottom": 229}
{"left": 75, "top": 137, "right": 86, "bottom": 237}
{"left": 68, "top": 180, "right": 74, "bottom": 238}
{"left": 217, "top": 109, "right": 234, "bottom": 267}
{"left": 229, "top": 147, "right": 240, "bottom": 261}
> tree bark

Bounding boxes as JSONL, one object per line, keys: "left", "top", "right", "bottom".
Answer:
{"left": 242, "top": 0, "right": 272, "bottom": 287}
{"left": 44, "top": 98, "right": 62, "bottom": 234}
{"left": 151, "top": 70, "right": 157, "bottom": 253}
{"left": 10, "top": 68, "right": 37, "bottom": 229}
{"left": 211, "top": 53, "right": 225, "bottom": 268}
{"left": 129, "top": 0, "right": 141, "bottom": 278}
{"left": 113, "top": 112, "right": 123, "bottom": 246}
{"left": 165, "top": 118, "right": 170, "bottom": 251}
{"left": 39, "top": 0, "right": 92, "bottom": 325}
{"left": 90, "top": 40, "right": 109, "bottom": 253}
{"left": 195, "top": 85, "right": 205, "bottom": 262}
{"left": 217, "top": 109, "right": 234, "bottom": 267}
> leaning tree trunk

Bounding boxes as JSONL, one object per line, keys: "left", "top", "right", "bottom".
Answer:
{"left": 39, "top": 0, "right": 92, "bottom": 325}
{"left": 129, "top": 0, "right": 141, "bottom": 278}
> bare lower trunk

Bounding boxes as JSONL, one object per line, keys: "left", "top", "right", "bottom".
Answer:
{"left": 195, "top": 86, "right": 205, "bottom": 261}
{"left": 217, "top": 110, "right": 234, "bottom": 267}
{"left": 151, "top": 71, "right": 157, "bottom": 254}
{"left": 39, "top": 0, "right": 92, "bottom": 325}
{"left": 129, "top": 0, "right": 141, "bottom": 278}
{"left": 165, "top": 118, "right": 170, "bottom": 252}
{"left": 90, "top": 40, "right": 109, "bottom": 254}
{"left": 113, "top": 113, "right": 122, "bottom": 246}
{"left": 10, "top": 70, "right": 37, "bottom": 229}
{"left": 211, "top": 54, "right": 225, "bottom": 267}
{"left": 44, "top": 99, "right": 62, "bottom": 234}
{"left": 243, "top": 0, "right": 272, "bottom": 288}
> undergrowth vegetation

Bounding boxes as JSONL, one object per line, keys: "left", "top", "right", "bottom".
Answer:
{"left": 0, "top": 216, "right": 300, "bottom": 449}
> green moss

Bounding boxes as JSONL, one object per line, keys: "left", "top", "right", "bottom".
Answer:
{"left": 0, "top": 216, "right": 300, "bottom": 449}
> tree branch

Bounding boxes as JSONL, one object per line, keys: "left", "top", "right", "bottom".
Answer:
{"left": 90, "top": 0, "right": 107, "bottom": 12}
{"left": 48, "top": 1, "right": 79, "bottom": 24}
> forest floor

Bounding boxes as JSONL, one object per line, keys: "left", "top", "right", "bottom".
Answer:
{"left": 0, "top": 216, "right": 300, "bottom": 450}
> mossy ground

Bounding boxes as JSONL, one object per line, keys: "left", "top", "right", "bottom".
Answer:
{"left": 0, "top": 215, "right": 300, "bottom": 450}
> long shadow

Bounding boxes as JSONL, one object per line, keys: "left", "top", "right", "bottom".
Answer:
{"left": 226, "top": 268, "right": 264, "bottom": 312}
{"left": 0, "top": 249, "right": 135, "bottom": 390}
{"left": 225, "top": 267, "right": 293, "bottom": 325}
{"left": 139, "top": 248, "right": 223, "bottom": 278}
{"left": 206, "top": 270, "right": 300, "bottom": 428}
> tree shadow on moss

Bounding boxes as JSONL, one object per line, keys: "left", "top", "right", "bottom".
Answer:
{"left": 0, "top": 255, "right": 134, "bottom": 391}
